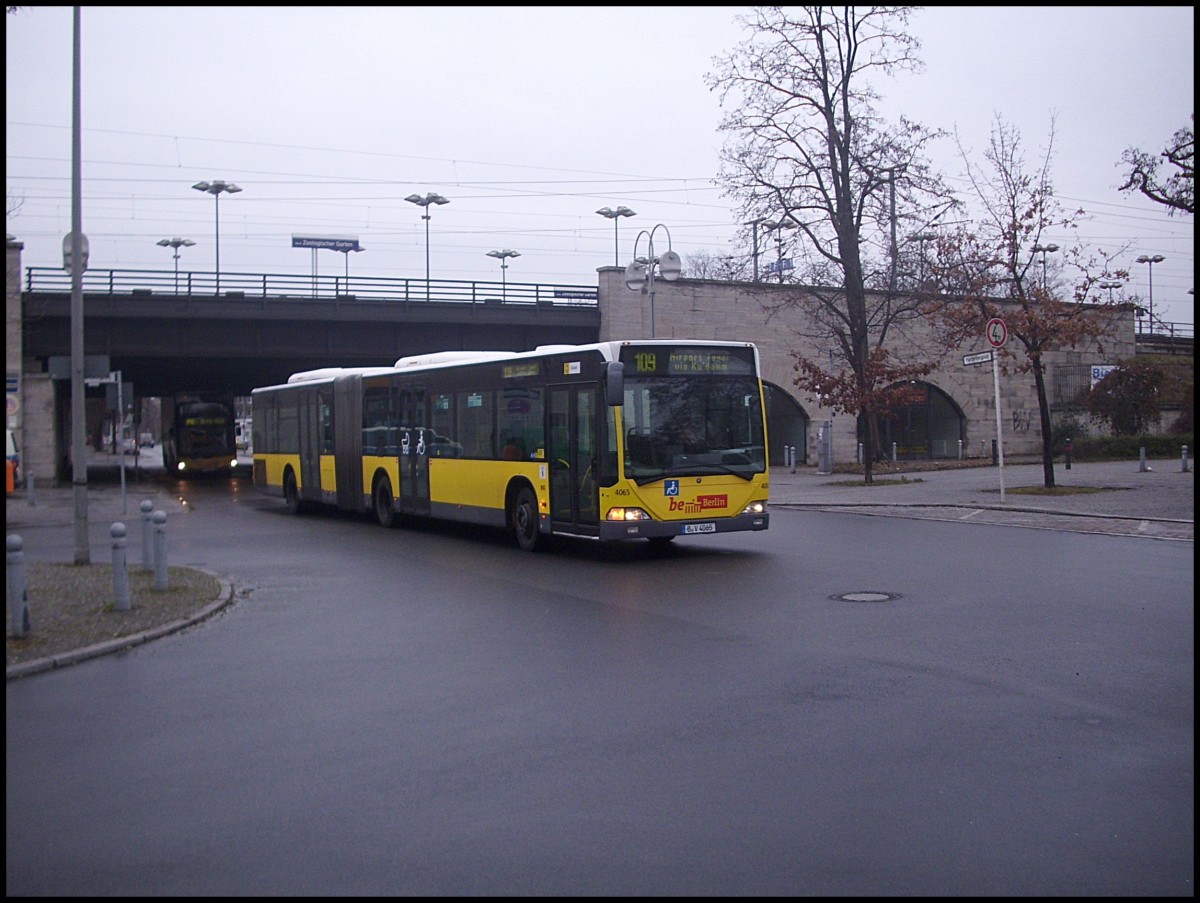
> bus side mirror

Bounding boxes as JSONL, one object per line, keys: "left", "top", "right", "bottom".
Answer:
{"left": 604, "top": 361, "right": 624, "bottom": 407}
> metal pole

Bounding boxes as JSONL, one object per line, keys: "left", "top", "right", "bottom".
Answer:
{"left": 70, "top": 6, "right": 89, "bottom": 564}
{"left": 992, "top": 352, "right": 1005, "bottom": 503}
{"left": 424, "top": 212, "right": 431, "bottom": 302}
{"left": 214, "top": 191, "right": 221, "bottom": 297}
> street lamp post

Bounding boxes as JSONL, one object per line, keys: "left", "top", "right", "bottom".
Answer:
{"left": 623, "top": 224, "right": 682, "bottom": 337}
{"left": 156, "top": 237, "right": 195, "bottom": 292}
{"left": 1136, "top": 254, "right": 1165, "bottom": 333}
{"left": 1032, "top": 242, "right": 1059, "bottom": 292}
{"left": 486, "top": 249, "right": 520, "bottom": 300}
{"left": 1098, "top": 279, "right": 1122, "bottom": 303}
{"left": 338, "top": 246, "right": 364, "bottom": 294}
{"left": 191, "top": 180, "right": 242, "bottom": 296}
{"left": 405, "top": 192, "right": 450, "bottom": 302}
{"left": 595, "top": 206, "right": 636, "bottom": 267}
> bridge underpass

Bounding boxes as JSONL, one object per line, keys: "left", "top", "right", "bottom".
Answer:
{"left": 21, "top": 268, "right": 602, "bottom": 398}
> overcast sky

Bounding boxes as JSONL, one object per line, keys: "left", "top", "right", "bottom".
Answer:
{"left": 5, "top": 5, "right": 1194, "bottom": 325}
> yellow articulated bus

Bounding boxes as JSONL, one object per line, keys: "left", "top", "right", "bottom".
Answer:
{"left": 251, "top": 340, "right": 769, "bottom": 551}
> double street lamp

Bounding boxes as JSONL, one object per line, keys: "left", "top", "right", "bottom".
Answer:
{"left": 624, "top": 224, "right": 682, "bottom": 337}
{"left": 405, "top": 192, "right": 450, "bottom": 301}
{"left": 1032, "top": 242, "right": 1059, "bottom": 292}
{"left": 596, "top": 206, "right": 636, "bottom": 267}
{"left": 486, "top": 249, "right": 520, "bottom": 300}
{"left": 1136, "top": 254, "right": 1165, "bottom": 332}
{"left": 1098, "top": 279, "right": 1122, "bottom": 303}
{"left": 191, "top": 180, "right": 242, "bottom": 296}
{"left": 156, "top": 236, "right": 195, "bottom": 291}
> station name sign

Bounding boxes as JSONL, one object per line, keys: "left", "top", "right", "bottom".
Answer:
{"left": 291, "top": 235, "right": 360, "bottom": 252}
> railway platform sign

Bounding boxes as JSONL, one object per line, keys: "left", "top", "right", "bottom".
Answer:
{"left": 986, "top": 317, "right": 1008, "bottom": 348}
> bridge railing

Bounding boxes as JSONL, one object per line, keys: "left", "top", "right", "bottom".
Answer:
{"left": 24, "top": 267, "right": 599, "bottom": 308}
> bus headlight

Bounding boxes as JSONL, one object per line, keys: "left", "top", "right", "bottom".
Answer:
{"left": 177, "top": 462, "right": 187, "bottom": 472}
{"left": 741, "top": 500, "right": 766, "bottom": 516}
{"left": 605, "top": 506, "right": 651, "bottom": 522}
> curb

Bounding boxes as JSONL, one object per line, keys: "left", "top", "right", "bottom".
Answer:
{"left": 6, "top": 573, "right": 236, "bottom": 681}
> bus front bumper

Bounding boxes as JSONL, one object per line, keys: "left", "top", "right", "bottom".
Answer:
{"left": 598, "top": 511, "right": 769, "bottom": 542}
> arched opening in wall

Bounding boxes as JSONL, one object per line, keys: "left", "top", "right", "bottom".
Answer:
{"left": 878, "top": 381, "right": 966, "bottom": 460}
{"left": 763, "top": 381, "right": 809, "bottom": 466}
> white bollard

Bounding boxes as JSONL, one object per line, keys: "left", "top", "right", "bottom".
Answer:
{"left": 140, "top": 500, "right": 155, "bottom": 572}
{"left": 7, "top": 534, "right": 31, "bottom": 638}
{"left": 110, "top": 522, "right": 131, "bottom": 612}
{"left": 153, "top": 510, "right": 169, "bottom": 592}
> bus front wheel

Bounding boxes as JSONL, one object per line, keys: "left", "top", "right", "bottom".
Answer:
{"left": 512, "top": 486, "right": 541, "bottom": 552}
{"left": 374, "top": 476, "right": 397, "bottom": 528}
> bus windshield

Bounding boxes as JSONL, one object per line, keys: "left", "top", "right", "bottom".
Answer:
{"left": 621, "top": 374, "right": 766, "bottom": 484}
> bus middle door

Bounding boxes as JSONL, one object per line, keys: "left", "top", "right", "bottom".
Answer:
{"left": 548, "top": 385, "right": 599, "bottom": 529}
{"left": 399, "top": 386, "right": 429, "bottom": 515}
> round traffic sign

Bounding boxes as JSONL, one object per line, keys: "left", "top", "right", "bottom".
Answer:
{"left": 986, "top": 317, "right": 1008, "bottom": 348}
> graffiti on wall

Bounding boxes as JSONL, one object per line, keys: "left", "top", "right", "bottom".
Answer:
{"left": 1011, "top": 409, "right": 1032, "bottom": 434}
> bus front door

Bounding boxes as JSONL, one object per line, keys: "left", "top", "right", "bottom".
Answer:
{"left": 399, "top": 387, "right": 429, "bottom": 515}
{"left": 548, "top": 385, "right": 599, "bottom": 530}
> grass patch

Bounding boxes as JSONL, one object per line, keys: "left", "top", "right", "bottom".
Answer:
{"left": 1006, "top": 485, "right": 1114, "bottom": 497}
{"left": 829, "top": 476, "right": 926, "bottom": 487}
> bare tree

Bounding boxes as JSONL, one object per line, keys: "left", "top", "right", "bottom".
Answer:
{"left": 707, "top": 6, "right": 955, "bottom": 482}
{"left": 684, "top": 248, "right": 752, "bottom": 282}
{"left": 1118, "top": 115, "right": 1194, "bottom": 215}
{"left": 924, "top": 116, "right": 1128, "bottom": 488}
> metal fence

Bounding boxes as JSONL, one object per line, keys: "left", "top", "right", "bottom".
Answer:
{"left": 24, "top": 267, "right": 599, "bottom": 309}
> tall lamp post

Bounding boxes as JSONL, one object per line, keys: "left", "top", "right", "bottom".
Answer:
{"left": 595, "top": 206, "right": 636, "bottom": 267}
{"left": 405, "top": 192, "right": 450, "bottom": 301}
{"left": 156, "top": 237, "right": 195, "bottom": 292}
{"left": 1032, "top": 242, "right": 1059, "bottom": 292}
{"left": 1098, "top": 279, "right": 1122, "bottom": 303}
{"left": 338, "top": 246, "right": 364, "bottom": 293}
{"left": 1136, "top": 254, "right": 1165, "bottom": 333}
{"left": 486, "top": 249, "right": 520, "bottom": 301}
{"left": 623, "top": 224, "right": 682, "bottom": 336}
{"left": 191, "top": 180, "right": 242, "bottom": 296}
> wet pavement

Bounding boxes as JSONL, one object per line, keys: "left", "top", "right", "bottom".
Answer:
{"left": 767, "top": 456, "right": 1194, "bottom": 542}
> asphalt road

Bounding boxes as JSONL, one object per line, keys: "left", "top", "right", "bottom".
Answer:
{"left": 5, "top": 467, "right": 1195, "bottom": 895}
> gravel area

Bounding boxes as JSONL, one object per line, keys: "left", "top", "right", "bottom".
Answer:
{"left": 6, "top": 562, "right": 222, "bottom": 668}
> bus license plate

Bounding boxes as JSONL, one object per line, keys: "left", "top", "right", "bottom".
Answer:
{"left": 684, "top": 523, "right": 716, "bottom": 534}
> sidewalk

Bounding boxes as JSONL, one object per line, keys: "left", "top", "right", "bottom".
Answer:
{"left": 768, "top": 457, "right": 1193, "bottom": 541}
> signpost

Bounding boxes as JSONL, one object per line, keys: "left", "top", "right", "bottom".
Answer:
{"left": 962, "top": 351, "right": 993, "bottom": 367}
{"left": 985, "top": 318, "right": 1008, "bottom": 502}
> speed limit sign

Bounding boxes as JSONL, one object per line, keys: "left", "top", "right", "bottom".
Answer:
{"left": 986, "top": 317, "right": 1008, "bottom": 348}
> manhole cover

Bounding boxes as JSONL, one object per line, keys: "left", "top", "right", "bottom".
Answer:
{"left": 832, "top": 591, "right": 902, "bottom": 603}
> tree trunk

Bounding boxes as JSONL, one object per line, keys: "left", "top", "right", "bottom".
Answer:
{"left": 1032, "top": 355, "right": 1056, "bottom": 488}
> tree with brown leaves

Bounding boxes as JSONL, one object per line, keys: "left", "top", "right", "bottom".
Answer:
{"left": 923, "top": 116, "right": 1128, "bottom": 488}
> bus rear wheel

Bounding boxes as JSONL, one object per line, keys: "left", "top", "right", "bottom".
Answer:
{"left": 374, "top": 476, "right": 397, "bottom": 528}
{"left": 283, "top": 470, "right": 304, "bottom": 515}
{"left": 512, "top": 486, "right": 541, "bottom": 552}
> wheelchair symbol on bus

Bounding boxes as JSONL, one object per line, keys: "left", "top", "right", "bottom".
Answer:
{"left": 664, "top": 479, "right": 680, "bottom": 496}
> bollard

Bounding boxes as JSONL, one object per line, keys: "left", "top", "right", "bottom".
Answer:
{"left": 891, "top": 442, "right": 897, "bottom": 463}
{"left": 957, "top": 439, "right": 963, "bottom": 461}
{"left": 152, "top": 510, "right": 169, "bottom": 591}
{"left": 140, "top": 500, "right": 155, "bottom": 572}
{"left": 857, "top": 442, "right": 864, "bottom": 465}
{"left": 7, "top": 534, "right": 31, "bottom": 638}
{"left": 1138, "top": 447, "right": 1151, "bottom": 473}
{"left": 1064, "top": 437, "right": 1072, "bottom": 470}
{"left": 110, "top": 523, "right": 131, "bottom": 612}
{"left": 1182, "top": 445, "right": 1190, "bottom": 473}
{"left": 789, "top": 444, "right": 797, "bottom": 474}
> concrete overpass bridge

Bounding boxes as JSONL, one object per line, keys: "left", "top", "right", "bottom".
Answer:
{"left": 19, "top": 266, "right": 601, "bottom": 398}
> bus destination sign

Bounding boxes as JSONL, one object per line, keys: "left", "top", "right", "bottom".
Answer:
{"left": 623, "top": 346, "right": 754, "bottom": 376}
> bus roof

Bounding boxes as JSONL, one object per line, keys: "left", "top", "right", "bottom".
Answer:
{"left": 259, "top": 340, "right": 760, "bottom": 391}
